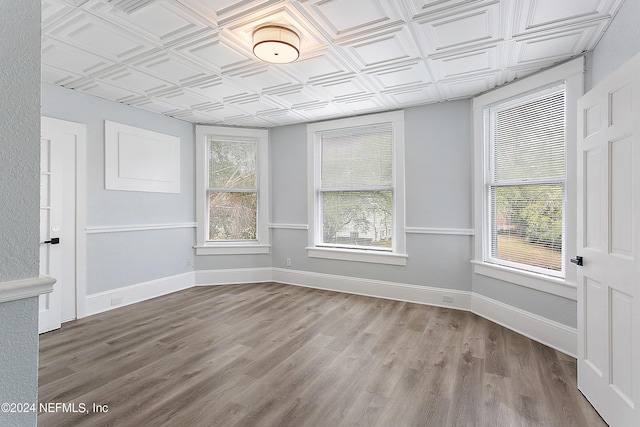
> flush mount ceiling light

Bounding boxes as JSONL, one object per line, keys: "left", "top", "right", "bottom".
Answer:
{"left": 252, "top": 25, "right": 300, "bottom": 64}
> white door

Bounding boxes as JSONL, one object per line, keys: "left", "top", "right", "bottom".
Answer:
{"left": 39, "top": 118, "right": 84, "bottom": 333}
{"left": 39, "top": 132, "right": 63, "bottom": 333}
{"left": 577, "top": 53, "right": 640, "bottom": 426}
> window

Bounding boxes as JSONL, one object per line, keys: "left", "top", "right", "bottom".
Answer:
{"left": 485, "top": 85, "right": 566, "bottom": 277}
{"left": 307, "top": 111, "right": 406, "bottom": 265}
{"left": 472, "top": 57, "right": 583, "bottom": 297}
{"left": 195, "top": 126, "right": 269, "bottom": 255}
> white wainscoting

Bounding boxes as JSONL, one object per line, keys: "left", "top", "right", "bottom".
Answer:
{"left": 105, "top": 121, "right": 181, "bottom": 194}
{"left": 85, "top": 272, "right": 195, "bottom": 315}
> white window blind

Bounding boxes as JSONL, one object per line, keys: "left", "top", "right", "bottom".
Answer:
{"left": 486, "top": 85, "right": 566, "bottom": 275}
{"left": 208, "top": 136, "right": 258, "bottom": 241}
{"left": 319, "top": 123, "right": 394, "bottom": 250}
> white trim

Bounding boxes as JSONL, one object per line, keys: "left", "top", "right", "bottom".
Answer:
{"left": 42, "top": 117, "right": 88, "bottom": 318}
{"left": 86, "top": 222, "right": 197, "bottom": 234}
{"left": 0, "top": 276, "right": 56, "bottom": 303}
{"left": 85, "top": 272, "right": 195, "bottom": 316}
{"left": 472, "top": 58, "right": 584, "bottom": 294}
{"left": 195, "top": 268, "right": 273, "bottom": 285}
{"left": 306, "top": 247, "right": 407, "bottom": 265}
{"left": 269, "top": 223, "right": 308, "bottom": 230}
{"left": 405, "top": 227, "right": 474, "bottom": 235}
{"left": 271, "top": 268, "right": 577, "bottom": 356}
{"left": 272, "top": 268, "right": 470, "bottom": 309}
{"left": 195, "top": 245, "right": 270, "bottom": 255}
{"left": 471, "top": 292, "right": 577, "bottom": 357}
{"left": 104, "top": 121, "right": 181, "bottom": 194}
{"left": 473, "top": 57, "right": 584, "bottom": 108}
{"left": 307, "top": 110, "right": 406, "bottom": 259}
{"left": 472, "top": 261, "right": 577, "bottom": 300}
{"left": 79, "top": 265, "right": 576, "bottom": 356}
{"left": 195, "top": 126, "right": 270, "bottom": 254}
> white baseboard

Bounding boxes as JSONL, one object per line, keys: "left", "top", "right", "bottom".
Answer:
{"left": 83, "top": 266, "right": 577, "bottom": 357}
{"left": 195, "top": 268, "right": 273, "bottom": 286}
{"left": 85, "top": 272, "right": 195, "bottom": 316}
{"left": 272, "top": 268, "right": 471, "bottom": 310}
{"left": 271, "top": 268, "right": 575, "bottom": 356}
{"left": 470, "top": 292, "right": 577, "bottom": 357}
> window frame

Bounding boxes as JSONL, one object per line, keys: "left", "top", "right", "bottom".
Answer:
{"left": 307, "top": 111, "right": 407, "bottom": 266}
{"left": 484, "top": 85, "right": 567, "bottom": 278}
{"left": 472, "top": 58, "right": 583, "bottom": 299}
{"left": 195, "top": 125, "right": 269, "bottom": 255}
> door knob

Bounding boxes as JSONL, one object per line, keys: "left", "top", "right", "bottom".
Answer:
{"left": 43, "top": 237, "right": 60, "bottom": 245}
{"left": 570, "top": 255, "right": 583, "bottom": 266}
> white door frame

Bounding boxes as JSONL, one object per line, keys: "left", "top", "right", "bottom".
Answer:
{"left": 41, "top": 116, "right": 88, "bottom": 319}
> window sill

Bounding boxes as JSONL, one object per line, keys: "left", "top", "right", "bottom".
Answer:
{"left": 471, "top": 260, "right": 576, "bottom": 300}
{"left": 307, "top": 247, "right": 407, "bottom": 266}
{"left": 195, "top": 244, "right": 271, "bottom": 255}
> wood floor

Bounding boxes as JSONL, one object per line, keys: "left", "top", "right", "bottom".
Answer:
{"left": 38, "top": 283, "right": 606, "bottom": 427}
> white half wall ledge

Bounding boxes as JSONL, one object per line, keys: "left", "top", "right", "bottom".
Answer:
{"left": 0, "top": 276, "right": 56, "bottom": 304}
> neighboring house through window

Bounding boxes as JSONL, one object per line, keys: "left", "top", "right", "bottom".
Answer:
{"left": 307, "top": 111, "right": 406, "bottom": 266}
{"left": 195, "top": 126, "right": 269, "bottom": 255}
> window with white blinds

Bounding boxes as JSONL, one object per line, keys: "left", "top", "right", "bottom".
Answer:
{"left": 485, "top": 85, "right": 566, "bottom": 276}
{"left": 319, "top": 123, "right": 393, "bottom": 250}
{"left": 307, "top": 110, "right": 406, "bottom": 264}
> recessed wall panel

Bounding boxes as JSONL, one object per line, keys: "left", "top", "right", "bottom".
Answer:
{"left": 610, "top": 136, "right": 633, "bottom": 258}
{"left": 610, "top": 82, "right": 632, "bottom": 126}
{"left": 610, "top": 289, "right": 633, "bottom": 404}
{"left": 585, "top": 148, "right": 602, "bottom": 250}
{"left": 585, "top": 104, "right": 602, "bottom": 138}
{"left": 584, "top": 277, "right": 605, "bottom": 376}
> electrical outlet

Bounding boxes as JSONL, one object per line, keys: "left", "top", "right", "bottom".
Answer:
{"left": 442, "top": 295, "right": 454, "bottom": 303}
{"left": 286, "top": 257, "right": 292, "bottom": 267}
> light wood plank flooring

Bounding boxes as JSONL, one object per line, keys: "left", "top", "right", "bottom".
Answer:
{"left": 38, "top": 283, "right": 606, "bottom": 426}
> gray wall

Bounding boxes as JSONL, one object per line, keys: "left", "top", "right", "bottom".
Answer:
{"left": 41, "top": 83, "right": 196, "bottom": 294}
{"left": 0, "top": 1, "right": 42, "bottom": 425}
{"left": 469, "top": 0, "right": 640, "bottom": 329}
{"left": 270, "top": 101, "right": 473, "bottom": 291}
{"left": 586, "top": 0, "right": 640, "bottom": 90}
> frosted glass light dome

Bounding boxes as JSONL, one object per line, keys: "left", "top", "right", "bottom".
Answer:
{"left": 252, "top": 25, "right": 300, "bottom": 64}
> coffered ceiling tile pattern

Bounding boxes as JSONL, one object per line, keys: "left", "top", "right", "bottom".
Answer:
{"left": 294, "top": 0, "right": 405, "bottom": 42}
{"left": 87, "top": 0, "right": 213, "bottom": 47}
{"left": 41, "top": 0, "right": 624, "bottom": 127}
{"left": 512, "top": 0, "right": 623, "bottom": 36}
{"left": 414, "top": 2, "right": 503, "bottom": 54}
